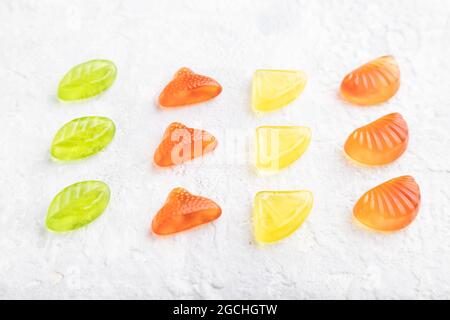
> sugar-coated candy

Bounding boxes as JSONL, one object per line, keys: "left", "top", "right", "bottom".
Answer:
{"left": 255, "top": 126, "right": 311, "bottom": 172}
{"left": 154, "top": 122, "right": 217, "bottom": 167}
{"left": 58, "top": 60, "right": 117, "bottom": 101}
{"left": 252, "top": 69, "right": 307, "bottom": 113}
{"left": 158, "top": 68, "right": 222, "bottom": 107}
{"left": 152, "top": 188, "right": 222, "bottom": 235}
{"left": 46, "top": 180, "right": 110, "bottom": 232}
{"left": 340, "top": 55, "right": 400, "bottom": 105}
{"left": 353, "top": 176, "right": 420, "bottom": 232}
{"left": 253, "top": 190, "right": 313, "bottom": 243}
{"left": 51, "top": 116, "right": 116, "bottom": 161}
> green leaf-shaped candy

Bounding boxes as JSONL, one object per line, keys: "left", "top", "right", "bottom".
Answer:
{"left": 51, "top": 116, "right": 116, "bottom": 161}
{"left": 46, "top": 180, "right": 111, "bottom": 232}
{"left": 58, "top": 60, "right": 117, "bottom": 101}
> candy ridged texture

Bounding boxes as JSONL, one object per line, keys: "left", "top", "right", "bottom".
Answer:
{"left": 253, "top": 190, "right": 313, "bottom": 243}
{"left": 46, "top": 181, "right": 110, "bottom": 232}
{"left": 58, "top": 60, "right": 117, "bottom": 101}
{"left": 256, "top": 126, "right": 311, "bottom": 172}
{"left": 344, "top": 113, "right": 408, "bottom": 166}
{"left": 252, "top": 69, "right": 307, "bottom": 112}
{"left": 158, "top": 68, "right": 222, "bottom": 107}
{"left": 154, "top": 122, "right": 217, "bottom": 167}
{"left": 152, "top": 188, "right": 222, "bottom": 235}
{"left": 340, "top": 55, "right": 400, "bottom": 105}
{"left": 51, "top": 116, "right": 116, "bottom": 161}
{"left": 353, "top": 176, "right": 421, "bottom": 232}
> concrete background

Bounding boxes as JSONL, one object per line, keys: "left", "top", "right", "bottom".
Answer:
{"left": 0, "top": 0, "right": 449, "bottom": 299}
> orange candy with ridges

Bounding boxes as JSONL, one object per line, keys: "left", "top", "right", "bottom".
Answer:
{"left": 340, "top": 55, "right": 400, "bottom": 105}
{"left": 152, "top": 188, "right": 222, "bottom": 235}
{"left": 344, "top": 113, "right": 408, "bottom": 166}
{"left": 353, "top": 176, "right": 421, "bottom": 232}
{"left": 159, "top": 68, "right": 222, "bottom": 107}
{"left": 154, "top": 122, "right": 217, "bottom": 167}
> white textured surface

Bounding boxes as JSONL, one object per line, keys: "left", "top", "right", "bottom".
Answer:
{"left": 0, "top": 0, "right": 450, "bottom": 299}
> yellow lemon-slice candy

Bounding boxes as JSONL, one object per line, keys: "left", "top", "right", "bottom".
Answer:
{"left": 252, "top": 69, "right": 307, "bottom": 112}
{"left": 253, "top": 190, "right": 313, "bottom": 244}
{"left": 256, "top": 126, "right": 311, "bottom": 172}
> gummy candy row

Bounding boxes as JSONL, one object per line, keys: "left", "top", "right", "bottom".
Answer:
{"left": 46, "top": 56, "right": 420, "bottom": 243}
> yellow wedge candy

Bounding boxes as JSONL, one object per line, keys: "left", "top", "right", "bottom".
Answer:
{"left": 256, "top": 126, "right": 311, "bottom": 172}
{"left": 253, "top": 190, "right": 313, "bottom": 244}
{"left": 252, "top": 69, "right": 307, "bottom": 112}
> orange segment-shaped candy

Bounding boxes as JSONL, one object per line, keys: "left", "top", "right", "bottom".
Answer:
{"left": 354, "top": 176, "right": 420, "bottom": 232}
{"left": 344, "top": 113, "right": 408, "bottom": 166}
{"left": 154, "top": 122, "right": 217, "bottom": 167}
{"left": 340, "top": 55, "right": 400, "bottom": 105}
{"left": 152, "top": 188, "right": 222, "bottom": 235}
{"left": 159, "top": 68, "right": 222, "bottom": 107}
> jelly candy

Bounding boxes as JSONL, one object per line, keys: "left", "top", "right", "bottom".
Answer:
{"left": 154, "top": 122, "right": 217, "bottom": 167}
{"left": 58, "top": 60, "right": 117, "bottom": 101}
{"left": 158, "top": 68, "right": 222, "bottom": 107}
{"left": 253, "top": 190, "right": 313, "bottom": 243}
{"left": 344, "top": 113, "right": 408, "bottom": 166}
{"left": 51, "top": 116, "right": 116, "bottom": 161}
{"left": 252, "top": 69, "right": 307, "bottom": 112}
{"left": 255, "top": 126, "right": 311, "bottom": 172}
{"left": 152, "top": 188, "right": 222, "bottom": 235}
{"left": 353, "top": 176, "right": 420, "bottom": 232}
{"left": 46, "top": 180, "right": 110, "bottom": 232}
{"left": 340, "top": 55, "right": 400, "bottom": 105}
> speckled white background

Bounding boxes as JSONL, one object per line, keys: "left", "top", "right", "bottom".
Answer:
{"left": 1, "top": 0, "right": 450, "bottom": 299}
